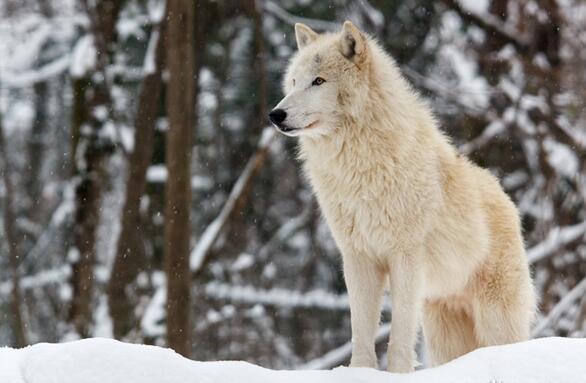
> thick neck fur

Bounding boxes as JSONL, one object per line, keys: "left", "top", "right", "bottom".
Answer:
{"left": 299, "top": 41, "right": 453, "bottom": 175}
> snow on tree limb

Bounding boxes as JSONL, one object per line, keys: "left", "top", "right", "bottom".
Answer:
{"left": 0, "top": 54, "right": 71, "bottom": 88}
{"left": 204, "top": 281, "right": 360, "bottom": 311}
{"left": 69, "top": 35, "right": 96, "bottom": 78}
{"left": 527, "top": 222, "right": 586, "bottom": 265}
{"left": 0, "top": 266, "right": 71, "bottom": 297}
{"left": 440, "top": 0, "right": 530, "bottom": 51}
{"left": 190, "top": 127, "right": 276, "bottom": 274}
{"left": 142, "top": 30, "right": 160, "bottom": 75}
{"left": 2, "top": 267, "right": 365, "bottom": 314}
{"left": 532, "top": 277, "right": 586, "bottom": 338}
{"left": 263, "top": 1, "right": 337, "bottom": 31}
{"left": 257, "top": 199, "right": 314, "bottom": 260}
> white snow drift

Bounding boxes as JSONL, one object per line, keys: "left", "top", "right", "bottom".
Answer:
{"left": 1, "top": 337, "right": 585, "bottom": 383}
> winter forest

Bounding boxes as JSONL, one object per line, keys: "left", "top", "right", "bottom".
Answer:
{"left": 1, "top": 0, "right": 586, "bottom": 374}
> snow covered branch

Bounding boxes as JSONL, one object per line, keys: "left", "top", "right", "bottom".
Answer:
{"left": 440, "top": 0, "right": 530, "bottom": 51}
{"left": 263, "top": 1, "right": 337, "bottom": 31}
{"left": 532, "top": 277, "right": 586, "bottom": 337}
{"left": 0, "top": 266, "right": 70, "bottom": 298}
{"left": 527, "top": 222, "right": 586, "bottom": 265}
{"left": 0, "top": 55, "right": 71, "bottom": 88}
{"left": 402, "top": 67, "right": 491, "bottom": 115}
{"left": 257, "top": 199, "right": 314, "bottom": 260}
{"left": 204, "top": 281, "right": 358, "bottom": 311}
{"left": 190, "top": 128, "right": 276, "bottom": 274}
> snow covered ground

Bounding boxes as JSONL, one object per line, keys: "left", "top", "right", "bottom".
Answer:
{"left": 1, "top": 337, "right": 585, "bottom": 383}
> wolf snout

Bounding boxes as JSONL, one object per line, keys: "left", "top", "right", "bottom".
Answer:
{"left": 268, "top": 108, "right": 287, "bottom": 126}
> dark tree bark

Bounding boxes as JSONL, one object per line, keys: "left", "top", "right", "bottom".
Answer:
{"left": 27, "top": 80, "right": 48, "bottom": 218}
{"left": 37, "top": 0, "right": 53, "bottom": 18}
{"left": 70, "top": 151, "right": 104, "bottom": 337}
{"left": 107, "top": 16, "right": 167, "bottom": 339}
{"left": 69, "top": 0, "right": 122, "bottom": 338}
{"left": 164, "top": 0, "right": 194, "bottom": 357}
{"left": 26, "top": 0, "right": 54, "bottom": 220}
{"left": 245, "top": 0, "right": 268, "bottom": 136}
{"left": 0, "top": 112, "right": 28, "bottom": 347}
{"left": 226, "top": 0, "right": 270, "bottom": 247}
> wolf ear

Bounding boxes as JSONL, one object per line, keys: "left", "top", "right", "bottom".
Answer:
{"left": 339, "top": 21, "right": 366, "bottom": 62}
{"left": 295, "top": 23, "right": 318, "bottom": 49}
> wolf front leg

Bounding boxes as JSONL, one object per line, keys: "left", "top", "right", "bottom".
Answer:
{"left": 387, "top": 252, "right": 423, "bottom": 373}
{"left": 343, "top": 253, "right": 385, "bottom": 369}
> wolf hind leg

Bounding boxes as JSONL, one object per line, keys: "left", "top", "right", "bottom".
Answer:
{"left": 472, "top": 297, "right": 532, "bottom": 347}
{"left": 422, "top": 300, "right": 478, "bottom": 366}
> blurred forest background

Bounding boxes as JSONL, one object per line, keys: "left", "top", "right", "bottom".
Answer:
{"left": 0, "top": 0, "right": 585, "bottom": 369}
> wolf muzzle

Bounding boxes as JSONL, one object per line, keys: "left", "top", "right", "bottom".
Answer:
{"left": 268, "top": 109, "right": 295, "bottom": 133}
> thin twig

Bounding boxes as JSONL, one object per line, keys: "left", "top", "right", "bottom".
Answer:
{"left": 532, "top": 277, "right": 586, "bottom": 337}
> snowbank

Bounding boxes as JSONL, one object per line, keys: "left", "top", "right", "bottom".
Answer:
{"left": 1, "top": 337, "right": 585, "bottom": 383}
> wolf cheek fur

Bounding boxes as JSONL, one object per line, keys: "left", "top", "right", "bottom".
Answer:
{"left": 270, "top": 21, "right": 536, "bottom": 373}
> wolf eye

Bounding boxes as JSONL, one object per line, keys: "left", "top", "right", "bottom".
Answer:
{"left": 292, "top": 79, "right": 295, "bottom": 86}
{"left": 312, "top": 77, "right": 326, "bottom": 86}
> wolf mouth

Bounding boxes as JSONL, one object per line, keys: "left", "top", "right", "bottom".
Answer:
{"left": 274, "top": 121, "right": 318, "bottom": 135}
{"left": 276, "top": 125, "right": 295, "bottom": 133}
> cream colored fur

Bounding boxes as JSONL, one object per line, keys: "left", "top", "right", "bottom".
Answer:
{"left": 271, "top": 21, "right": 536, "bottom": 373}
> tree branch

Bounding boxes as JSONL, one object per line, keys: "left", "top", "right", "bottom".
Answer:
{"left": 190, "top": 128, "right": 276, "bottom": 275}
{"left": 439, "top": 0, "right": 530, "bottom": 52}
{"left": 527, "top": 222, "right": 586, "bottom": 265}
{"left": 532, "top": 277, "right": 586, "bottom": 337}
{"left": 263, "top": 1, "right": 337, "bottom": 31}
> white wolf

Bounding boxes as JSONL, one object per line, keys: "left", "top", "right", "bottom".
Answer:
{"left": 269, "top": 21, "right": 536, "bottom": 373}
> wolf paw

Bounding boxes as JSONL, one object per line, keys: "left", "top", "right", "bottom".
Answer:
{"left": 387, "top": 347, "right": 417, "bottom": 373}
{"left": 349, "top": 354, "right": 377, "bottom": 369}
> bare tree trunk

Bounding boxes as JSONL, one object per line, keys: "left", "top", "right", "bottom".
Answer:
{"left": 246, "top": 0, "right": 268, "bottom": 136}
{"left": 26, "top": 0, "right": 53, "bottom": 220}
{"left": 108, "top": 16, "right": 167, "bottom": 339}
{"left": 69, "top": 0, "right": 122, "bottom": 338}
{"left": 0, "top": 112, "right": 28, "bottom": 347}
{"left": 27, "top": 81, "right": 48, "bottom": 219}
{"left": 164, "top": 0, "right": 194, "bottom": 357}
{"left": 70, "top": 155, "right": 103, "bottom": 337}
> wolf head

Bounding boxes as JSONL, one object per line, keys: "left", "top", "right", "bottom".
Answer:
{"left": 269, "top": 21, "right": 373, "bottom": 138}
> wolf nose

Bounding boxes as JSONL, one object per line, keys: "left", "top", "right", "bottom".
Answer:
{"left": 269, "top": 109, "right": 287, "bottom": 125}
